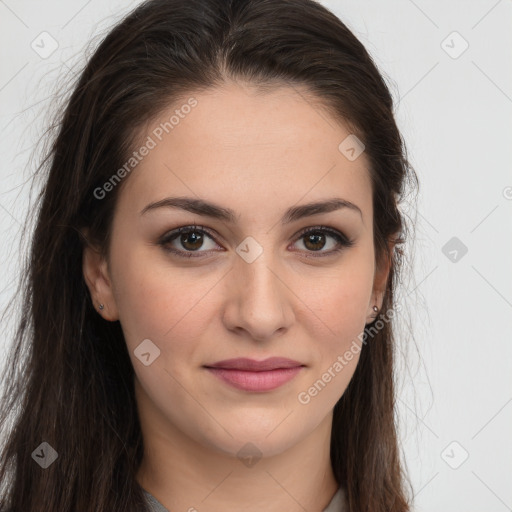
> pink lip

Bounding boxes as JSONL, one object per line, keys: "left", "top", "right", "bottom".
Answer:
{"left": 204, "top": 357, "right": 305, "bottom": 392}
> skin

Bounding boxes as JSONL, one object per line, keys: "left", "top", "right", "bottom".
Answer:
{"left": 83, "top": 81, "right": 391, "bottom": 512}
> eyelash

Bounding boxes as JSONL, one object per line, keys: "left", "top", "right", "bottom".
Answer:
{"left": 158, "top": 224, "right": 355, "bottom": 259}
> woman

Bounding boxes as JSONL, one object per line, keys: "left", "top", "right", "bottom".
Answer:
{"left": 0, "top": 0, "right": 418, "bottom": 510}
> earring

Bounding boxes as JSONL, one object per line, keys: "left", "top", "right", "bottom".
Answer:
{"left": 98, "top": 303, "right": 104, "bottom": 311}
{"left": 372, "top": 305, "right": 379, "bottom": 313}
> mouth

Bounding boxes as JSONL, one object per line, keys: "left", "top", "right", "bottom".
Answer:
{"left": 203, "top": 357, "right": 305, "bottom": 392}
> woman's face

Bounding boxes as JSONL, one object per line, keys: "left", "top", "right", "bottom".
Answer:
{"left": 85, "top": 81, "right": 387, "bottom": 459}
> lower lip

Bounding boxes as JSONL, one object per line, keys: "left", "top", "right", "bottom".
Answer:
{"left": 205, "top": 367, "right": 304, "bottom": 392}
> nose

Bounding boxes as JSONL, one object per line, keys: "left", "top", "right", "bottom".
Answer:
{"left": 221, "top": 250, "right": 295, "bottom": 342}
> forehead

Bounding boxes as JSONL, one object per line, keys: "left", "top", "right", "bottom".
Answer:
{"left": 118, "top": 82, "right": 373, "bottom": 225}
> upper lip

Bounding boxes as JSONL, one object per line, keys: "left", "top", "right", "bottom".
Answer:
{"left": 204, "top": 357, "right": 304, "bottom": 371}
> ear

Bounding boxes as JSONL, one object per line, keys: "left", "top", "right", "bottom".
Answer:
{"left": 365, "top": 238, "right": 395, "bottom": 324}
{"left": 81, "top": 228, "right": 119, "bottom": 321}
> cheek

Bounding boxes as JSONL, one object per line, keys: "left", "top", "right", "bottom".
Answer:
{"left": 110, "top": 243, "right": 218, "bottom": 357}
{"left": 303, "top": 249, "right": 374, "bottom": 382}
{"left": 315, "top": 293, "right": 366, "bottom": 383}
{"left": 297, "top": 284, "right": 368, "bottom": 410}
{"left": 310, "top": 252, "right": 374, "bottom": 336}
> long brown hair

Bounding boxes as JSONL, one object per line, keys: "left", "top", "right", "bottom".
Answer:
{"left": 0, "top": 0, "right": 418, "bottom": 510}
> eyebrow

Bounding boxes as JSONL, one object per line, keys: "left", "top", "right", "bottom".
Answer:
{"left": 140, "top": 196, "right": 363, "bottom": 223}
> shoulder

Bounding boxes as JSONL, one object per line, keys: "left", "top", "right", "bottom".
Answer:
{"left": 142, "top": 489, "right": 170, "bottom": 512}
{"left": 323, "top": 486, "right": 348, "bottom": 512}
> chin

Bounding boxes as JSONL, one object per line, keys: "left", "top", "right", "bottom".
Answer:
{"left": 198, "top": 417, "right": 310, "bottom": 461}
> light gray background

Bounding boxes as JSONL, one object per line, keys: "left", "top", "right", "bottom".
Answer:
{"left": 1, "top": 1, "right": 511, "bottom": 511}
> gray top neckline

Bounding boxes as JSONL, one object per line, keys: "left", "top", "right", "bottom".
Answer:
{"left": 143, "top": 486, "right": 347, "bottom": 511}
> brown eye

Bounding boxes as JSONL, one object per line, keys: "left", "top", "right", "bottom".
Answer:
{"left": 292, "top": 226, "right": 355, "bottom": 257}
{"left": 303, "top": 231, "right": 327, "bottom": 251}
{"left": 178, "top": 230, "right": 204, "bottom": 251}
{"left": 159, "top": 225, "right": 221, "bottom": 258}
